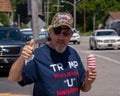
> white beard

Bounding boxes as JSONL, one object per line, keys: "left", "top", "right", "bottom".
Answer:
{"left": 55, "top": 46, "right": 66, "bottom": 53}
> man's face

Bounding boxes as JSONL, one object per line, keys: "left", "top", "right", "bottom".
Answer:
{"left": 49, "top": 25, "right": 73, "bottom": 53}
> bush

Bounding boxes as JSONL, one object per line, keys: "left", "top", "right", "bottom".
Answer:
{"left": 0, "top": 13, "right": 9, "bottom": 26}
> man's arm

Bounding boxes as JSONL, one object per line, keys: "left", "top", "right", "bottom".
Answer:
{"left": 8, "top": 56, "right": 25, "bottom": 81}
{"left": 8, "top": 39, "right": 34, "bottom": 82}
{"left": 80, "top": 69, "right": 96, "bottom": 92}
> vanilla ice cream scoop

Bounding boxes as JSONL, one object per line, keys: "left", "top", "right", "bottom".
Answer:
{"left": 87, "top": 54, "right": 96, "bottom": 69}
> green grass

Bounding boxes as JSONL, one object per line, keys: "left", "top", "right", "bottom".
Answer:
{"left": 80, "top": 31, "right": 93, "bottom": 36}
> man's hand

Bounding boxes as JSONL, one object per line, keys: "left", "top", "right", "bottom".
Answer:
{"left": 86, "top": 68, "right": 96, "bottom": 83}
{"left": 81, "top": 68, "right": 96, "bottom": 92}
{"left": 8, "top": 39, "right": 34, "bottom": 82}
{"left": 21, "top": 39, "right": 34, "bottom": 59}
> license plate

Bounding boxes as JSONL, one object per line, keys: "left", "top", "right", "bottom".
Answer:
{"left": 108, "top": 44, "right": 112, "bottom": 46}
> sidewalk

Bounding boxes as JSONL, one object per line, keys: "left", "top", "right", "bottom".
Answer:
{"left": 0, "top": 93, "right": 31, "bottom": 96}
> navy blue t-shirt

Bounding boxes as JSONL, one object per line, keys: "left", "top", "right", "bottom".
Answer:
{"left": 19, "top": 44, "right": 86, "bottom": 96}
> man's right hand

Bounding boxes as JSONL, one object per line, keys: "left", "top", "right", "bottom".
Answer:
{"left": 21, "top": 39, "right": 34, "bottom": 59}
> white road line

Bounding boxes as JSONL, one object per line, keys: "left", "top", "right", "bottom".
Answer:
{"left": 80, "top": 50, "right": 120, "bottom": 65}
{"left": 95, "top": 54, "right": 120, "bottom": 65}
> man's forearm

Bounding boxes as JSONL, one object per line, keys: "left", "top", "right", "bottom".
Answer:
{"left": 80, "top": 80, "right": 92, "bottom": 92}
{"left": 8, "top": 56, "right": 25, "bottom": 82}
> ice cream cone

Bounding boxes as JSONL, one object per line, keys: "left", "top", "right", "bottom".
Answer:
{"left": 87, "top": 54, "right": 96, "bottom": 69}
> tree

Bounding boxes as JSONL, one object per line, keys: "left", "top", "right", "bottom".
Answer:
{"left": 77, "top": 0, "right": 120, "bottom": 32}
{"left": 0, "top": 13, "right": 9, "bottom": 25}
{"left": 10, "top": 0, "right": 120, "bottom": 31}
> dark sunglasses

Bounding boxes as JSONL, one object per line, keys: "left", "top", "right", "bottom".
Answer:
{"left": 53, "top": 26, "right": 71, "bottom": 37}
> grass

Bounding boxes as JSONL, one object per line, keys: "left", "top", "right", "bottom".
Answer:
{"left": 80, "top": 31, "right": 93, "bottom": 36}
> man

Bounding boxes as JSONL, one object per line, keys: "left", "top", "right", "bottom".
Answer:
{"left": 8, "top": 12, "right": 96, "bottom": 96}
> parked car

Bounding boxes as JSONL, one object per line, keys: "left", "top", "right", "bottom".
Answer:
{"left": 69, "top": 29, "right": 80, "bottom": 44}
{"left": 20, "top": 28, "right": 49, "bottom": 46}
{"left": 20, "top": 28, "right": 33, "bottom": 41}
{"left": 107, "top": 20, "right": 120, "bottom": 36}
{"left": 89, "top": 29, "right": 120, "bottom": 50}
{"left": 0, "top": 26, "right": 26, "bottom": 72}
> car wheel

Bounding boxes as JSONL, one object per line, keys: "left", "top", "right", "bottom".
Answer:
{"left": 77, "top": 42, "right": 80, "bottom": 44}
{"left": 89, "top": 44, "right": 93, "bottom": 50}
{"left": 93, "top": 42, "right": 98, "bottom": 50}
{"left": 89, "top": 40, "right": 93, "bottom": 50}
{"left": 73, "top": 42, "right": 76, "bottom": 44}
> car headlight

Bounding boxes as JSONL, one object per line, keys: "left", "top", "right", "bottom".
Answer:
{"left": 75, "top": 35, "right": 80, "bottom": 37}
{"left": 96, "top": 40, "right": 103, "bottom": 42}
{"left": 117, "top": 39, "right": 120, "bottom": 42}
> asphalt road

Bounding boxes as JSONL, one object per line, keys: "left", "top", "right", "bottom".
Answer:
{"left": 0, "top": 36, "right": 120, "bottom": 96}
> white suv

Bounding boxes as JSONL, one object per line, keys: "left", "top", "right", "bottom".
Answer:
{"left": 69, "top": 29, "right": 80, "bottom": 44}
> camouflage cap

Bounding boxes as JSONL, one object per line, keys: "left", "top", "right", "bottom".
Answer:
{"left": 50, "top": 12, "right": 73, "bottom": 30}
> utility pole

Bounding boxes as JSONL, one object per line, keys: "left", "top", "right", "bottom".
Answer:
{"left": 83, "top": 0, "right": 86, "bottom": 32}
{"left": 18, "top": 14, "right": 20, "bottom": 28}
{"left": 44, "top": 1, "right": 47, "bottom": 24}
{"left": 31, "top": 0, "right": 39, "bottom": 48}
{"left": 44, "top": 0, "right": 54, "bottom": 27}
{"left": 57, "top": 0, "right": 60, "bottom": 11}
{"left": 53, "top": 0, "right": 64, "bottom": 12}
{"left": 93, "top": 14, "right": 96, "bottom": 31}
{"left": 61, "top": 0, "right": 80, "bottom": 29}
{"left": 74, "top": 0, "right": 76, "bottom": 29}
{"left": 46, "top": 0, "right": 49, "bottom": 26}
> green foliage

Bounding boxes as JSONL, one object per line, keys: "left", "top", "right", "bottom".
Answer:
{"left": 80, "top": 30, "right": 92, "bottom": 36}
{"left": 9, "top": 0, "right": 120, "bottom": 32}
{"left": 16, "top": 3, "right": 30, "bottom": 23}
{"left": 77, "top": 0, "right": 120, "bottom": 32}
{"left": 0, "top": 13, "right": 9, "bottom": 26}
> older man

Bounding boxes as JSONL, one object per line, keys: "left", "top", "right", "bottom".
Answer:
{"left": 8, "top": 12, "right": 96, "bottom": 96}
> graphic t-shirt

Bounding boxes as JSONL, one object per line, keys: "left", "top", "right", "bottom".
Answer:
{"left": 19, "top": 44, "right": 86, "bottom": 96}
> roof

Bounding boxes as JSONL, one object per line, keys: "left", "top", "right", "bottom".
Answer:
{"left": 0, "top": 0, "right": 12, "bottom": 12}
{"left": 0, "top": 26, "right": 19, "bottom": 30}
{"left": 104, "top": 12, "right": 120, "bottom": 22}
{"left": 109, "top": 12, "right": 120, "bottom": 20}
{"left": 20, "top": 28, "right": 47, "bottom": 32}
{"left": 95, "top": 29, "right": 116, "bottom": 32}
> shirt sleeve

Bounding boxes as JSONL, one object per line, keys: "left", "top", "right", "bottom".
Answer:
{"left": 18, "top": 54, "right": 39, "bottom": 86}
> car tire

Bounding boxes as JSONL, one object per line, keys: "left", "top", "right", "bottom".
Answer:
{"left": 93, "top": 42, "right": 98, "bottom": 50}
{"left": 77, "top": 42, "right": 80, "bottom": 44}
{"left": 89, "top": 44, "right": 93, "bottom": 50}
{"left": 89, "top": 40, "right": 93, "bottom": 50}
{"left": 73, "top": 42, "right": 76, "bottom": 44}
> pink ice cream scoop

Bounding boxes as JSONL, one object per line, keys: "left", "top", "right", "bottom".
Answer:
{"left": 87, "top": 54, "right": 96, "bottom": 69}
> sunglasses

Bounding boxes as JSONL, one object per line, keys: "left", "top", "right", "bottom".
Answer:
{"left": 53, "top": 26, "right": 72, "bottom": 37}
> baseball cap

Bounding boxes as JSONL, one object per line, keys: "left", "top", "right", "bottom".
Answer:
{"left": 50, "top": 12, "right": 73, "bottom": 30}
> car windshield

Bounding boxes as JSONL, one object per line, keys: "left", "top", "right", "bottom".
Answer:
{"left": 39, "top": 31, "right": 48, "bottom": 38}
{"left": 23, "top": 33, "right": 33, "bottom": 39}
{"left": 22, "top": 30, "right": 48, "bottom": 40}
{"left": 73, "top": 29, "right": 79, "bottom": 33}
{"left": 96, "top": 31, "right": 117, "bottom": 36}
{"left": 39, "top": 33, "right": 46, "bottom": 38}
{"left": 0, "top": 29, "right": 23, "bottom": 41}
